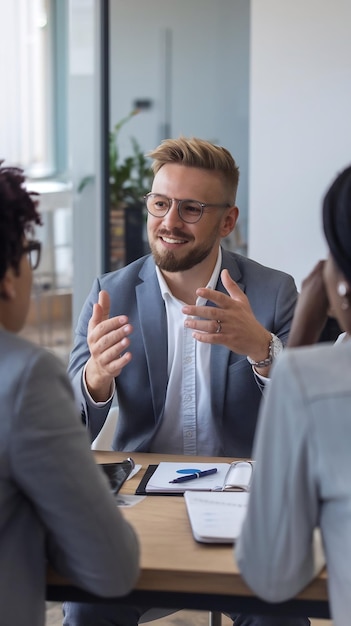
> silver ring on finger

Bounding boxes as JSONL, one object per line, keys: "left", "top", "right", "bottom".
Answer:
{"left": 215, "top": 320, "right": 222, "bottom": 334}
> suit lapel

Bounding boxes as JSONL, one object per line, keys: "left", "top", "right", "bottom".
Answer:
{"left": 210, "top": 250, "right": 245, "bottom": 419}
{"left": 135, "top": 251, "right": 246, "bottom": 424}
{"left": 136, "top": 260, "right": 168, "bottom": 421}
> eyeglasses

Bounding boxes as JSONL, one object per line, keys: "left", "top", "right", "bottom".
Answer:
{"left": 144, "top": 193, "right": 231, "bottom": 224}
{"left": 22, "top": 240, "right": 41, "bottom": 271}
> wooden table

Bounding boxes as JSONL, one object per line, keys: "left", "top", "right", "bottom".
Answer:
{"left": 47, "top": 451, "right": 330, "bottom": 619}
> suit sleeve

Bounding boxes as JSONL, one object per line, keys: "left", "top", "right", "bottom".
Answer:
{"left": 10, "top": 349, "right": 139, "bottom": 597}
{"left": 235, "top": 351, "right": 324, "bottom": 601}
{"left": 68, "top": 277, "right": 113, "bottom": 442}
{"left": 271, "top": 273, "right": 298, "bottom": 345}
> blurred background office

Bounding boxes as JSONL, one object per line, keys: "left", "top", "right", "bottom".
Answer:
{"left": 0, "top": 0, "right": 350, "bottom": 366}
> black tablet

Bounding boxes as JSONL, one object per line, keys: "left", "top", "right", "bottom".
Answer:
{"left": 100, "top": 458, "right": 135, "bottom": 495}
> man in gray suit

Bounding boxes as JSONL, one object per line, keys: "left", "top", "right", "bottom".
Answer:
{"left": 66, "top": 137, "right": 308, "bottom": 626}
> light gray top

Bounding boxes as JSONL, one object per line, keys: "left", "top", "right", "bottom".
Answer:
{"left": 0, "top": 329, "right": 139, "bottom": 626}
{"left": 236, "top": 340, "right": 351, "bottom": 626}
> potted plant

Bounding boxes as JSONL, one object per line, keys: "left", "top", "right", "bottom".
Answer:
{"left": 79, "top": 109, "right": 153, "bottom": 271}
{"left": 108, "top": 109, "right": 153, "bottom": 206}
{"left": 108, "top": 109, "right": 153, "bottom": 270}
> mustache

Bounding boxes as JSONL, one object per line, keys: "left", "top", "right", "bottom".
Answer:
{"left": 156, "top": 228, "right": 193, "bottom": 240}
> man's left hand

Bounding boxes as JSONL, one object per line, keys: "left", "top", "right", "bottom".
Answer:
{"left": 182, "top": 269, "right": 272, "bottom": 364}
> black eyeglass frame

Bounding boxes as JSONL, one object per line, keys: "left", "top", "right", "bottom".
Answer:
{"left": 144, "top": 193, "right": 231, "bottom": 224}
{"left": 22, "top": 240, "right": 42, "bottom": 271}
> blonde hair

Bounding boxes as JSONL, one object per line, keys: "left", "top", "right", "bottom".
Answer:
{"left": 147, "top": 136, "right": 239, "bottom": 204}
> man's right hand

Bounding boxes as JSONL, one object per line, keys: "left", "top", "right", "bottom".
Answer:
{"left": 85, "top": 290, "right": 133, "bottom": 402}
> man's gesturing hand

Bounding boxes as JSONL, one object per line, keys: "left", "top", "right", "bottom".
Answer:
{"left": 85, "top": 290, "right": 133, "bottom": 402}
{"left": 182, "top": 269, "right": 272, "bottom": 363}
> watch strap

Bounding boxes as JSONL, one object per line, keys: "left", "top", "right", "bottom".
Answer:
{"left": 247, "top": 333, "right": 274, "bottom": 368}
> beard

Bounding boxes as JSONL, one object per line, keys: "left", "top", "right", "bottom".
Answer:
{"left": 149, "top": 225, "right": 221, "bottom": 272}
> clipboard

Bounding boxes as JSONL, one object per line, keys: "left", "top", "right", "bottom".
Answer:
{"left": 135, "top": 461, "right": 253, "bottom": 496}
{"left": 135, "top": 464, "right": 162, "bottom": 495}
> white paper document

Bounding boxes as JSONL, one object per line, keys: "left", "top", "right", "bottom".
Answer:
{"left": 184, "top": 490, "right": 249, "bottom": 543}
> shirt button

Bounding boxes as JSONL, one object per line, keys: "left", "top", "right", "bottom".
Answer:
{"left": 186, "top": 431, "right": 193, "bottom": 438}
{"left": 185, "top": 356, "right": 192, "bottom": 363}
{"left": 185, "top": 395, "right": 192, "bottom": 402}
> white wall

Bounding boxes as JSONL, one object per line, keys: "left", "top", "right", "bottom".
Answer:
{"left": 249, "top": 0, "right": 351, "bottom": 289}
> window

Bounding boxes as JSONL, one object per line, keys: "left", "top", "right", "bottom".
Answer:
{"left": 0, "top": 0, "right": 67, "bottom": 177}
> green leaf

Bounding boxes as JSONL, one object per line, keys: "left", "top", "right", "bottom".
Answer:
{"left": 78, "top": 109, "right": 153, "bottom": 204}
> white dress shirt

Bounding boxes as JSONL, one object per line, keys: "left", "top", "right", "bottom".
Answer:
{"left": 150, "top": 249, "right": 223, "bottom": 455}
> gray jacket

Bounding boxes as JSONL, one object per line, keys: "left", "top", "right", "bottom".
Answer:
{"left": 236, "top": 340, "right": 351, "bottom": 626}
{"left": 0, "top": 330, "right": 139, "bottom": 626}
{"left": 69, "top": 249, "right": 298, "bottom": 457}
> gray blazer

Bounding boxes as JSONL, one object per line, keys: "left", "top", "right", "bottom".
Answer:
{"left": 0, "top": 330, "right": 139, "bottom": 626}
{"left": 69, "top": 249, "right": 298, "bottom": 457}
{"left": 236, "top": 340, "right": 351, "bottom": 624}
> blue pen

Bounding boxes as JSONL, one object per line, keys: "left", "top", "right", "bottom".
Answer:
{"left": 169, "top": 468, "right": 218, "bottom": 483}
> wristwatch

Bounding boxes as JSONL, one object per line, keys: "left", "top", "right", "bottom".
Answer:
{"left": 247, "top": 333, "right": 283, "bottom": 368}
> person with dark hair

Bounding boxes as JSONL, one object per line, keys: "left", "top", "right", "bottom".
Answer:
{"left": 65, "top": 137, "right": 309, "bottom": 626}
{"left": 0, "top": 161, "right": 139, "bottom": 626}
{"left": 284, "top": 259, "right": 344, "bottom": 348}
{"left": 236, "top": 165, "right": 351, "bottom": 626}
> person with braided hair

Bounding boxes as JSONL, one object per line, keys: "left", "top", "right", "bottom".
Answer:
{"left": 0, "top": 161, "right": 139, "bottom": 626}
